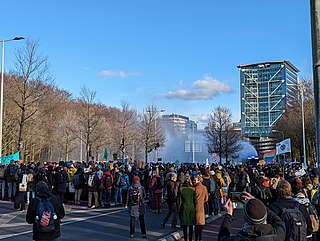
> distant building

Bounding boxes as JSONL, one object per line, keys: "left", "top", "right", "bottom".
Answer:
{"left": 238, "top": 60, "right": 299, "bottom": 154}
{"left": 160, "top": 114, "right": 209, "bottom": 163}
{"left": 161, "top": 113, "right": 196, "bottom": 134}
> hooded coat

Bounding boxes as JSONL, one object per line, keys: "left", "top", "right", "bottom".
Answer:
{"left": 26, "top": 181, "right": 65, "bottom": 241}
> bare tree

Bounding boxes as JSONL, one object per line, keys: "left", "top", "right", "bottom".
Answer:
{"left": 206, "top": 106, "right": 240, "bottom": 164}
{"left": 276, "top": 78, "right": 316, "bottom": 162}
{"left": 7, "top": 39, "right": 53, "bottom": 160}
{"left": 138, "top": 105, "right": 165, "bottom": 164}
{"left": 109, "top": 101, "right": 138, "bottom": 162}
{"left": 75, "top": 87, "right": 106, "bottom": 163}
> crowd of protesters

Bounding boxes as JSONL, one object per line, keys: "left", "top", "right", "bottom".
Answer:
{"left": 1, "top": 158, "right": 320, "bottom": 240}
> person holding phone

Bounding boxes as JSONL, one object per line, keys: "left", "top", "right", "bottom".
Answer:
{"left": 218, "top": 192, "right": 285, "bottom": 241}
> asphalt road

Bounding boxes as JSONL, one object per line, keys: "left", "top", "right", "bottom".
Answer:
{"left": 0, "top": 200, "right": 243, "bottom": 241}
{"left": 0, "top": 201, "right": 181, "bottom": 241}
{"left": 202, "top": 209, "right": 244, "bottom": 241}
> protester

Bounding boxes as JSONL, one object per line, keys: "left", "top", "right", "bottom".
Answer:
{"left": 26, "top": 181, "right": 65, "bottom": 241}
{"left": 13, "top": 165, "right": 27, "bottom": 211}
{"left": 114, "top": 166, "right": 123, "bottom": 207}
{"left": 201, "top": 170, "right": 211, "bottom": 218}
{"left": 121, "top": 168, "right": 131, "bottom": 206}
{"left": 73, "top": 166, "right": 86, "bottom": 205}
{"left": 161, "top": 172, "right": 179, "bottom": 229}
{"left": 53, "top": 166, "right": 67, "bottom": 202}
{"left": 150, "top": 170, "right": 163, "bottom": 213}
{"left": 101, "top": 169, "right": 114, "bottom": 208}
{"left": 237, "top": 166, "right": 250, "bottom": 192}
{"left": 251, "top": 176, "right": 273, "bottom": 206}
{"left": 87, "top": 168, "right": 100, "bottom": 209}
{"left": 218, "top": 192, "right": 285, "bottom": 241}
{"left": 178, "top": 174, "right": 197, "bottom": 241}
{"left": 5, "top": 160, "right": 17, "bottom": 201}
{"left": 0, "top": 165, "right": 5, "bottom": 200}
{"left": 269, "top": 180, "right": 313, "bottom": 240}
{"left": 127, "top": 176, "right": 147, "bottom": 239}
{"left": 194, "top": 174, "right": 208, "bottom": 241}
{"left": 26, "top": 166, "right": 36, "bottom": 204}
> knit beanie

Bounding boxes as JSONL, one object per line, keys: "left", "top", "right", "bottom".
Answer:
{"left": 243, "top": 199, "right": 267, "bottom": 225}
{"left": 133, "top": 176, "right": 140, "bottom": 183}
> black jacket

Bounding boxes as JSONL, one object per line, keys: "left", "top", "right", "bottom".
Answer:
{"left": 251, "top": 185, "right": 273, "bottom": 206}
{"left": 26, "top": 182, "right": 65, "bottom": 241}
{"left": 218, "top": 209, "right": 285, "bottom": 241}
{"left": 166, "top": 180, "right": 179, "bottom": 203}
{"left": 202, "top": 175, "right": 211, "bottom": 194}
{"left": 269, "top": 197, "right": 313, "bottom": 238}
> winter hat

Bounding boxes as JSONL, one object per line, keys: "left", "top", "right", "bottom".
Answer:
{"left": 133, "top": 176, "right": 140, "bottom": 183}
{"left": 243, "top": 199, "right": 267, "bottom": 225}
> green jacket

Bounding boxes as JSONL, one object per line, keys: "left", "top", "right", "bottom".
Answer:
{"left": 178, "top": 182, "right": 197, "bottom": 226}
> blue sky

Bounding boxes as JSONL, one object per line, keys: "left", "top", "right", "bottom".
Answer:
{"left": 0, "top": 1, "right": 312, "bottom": 128}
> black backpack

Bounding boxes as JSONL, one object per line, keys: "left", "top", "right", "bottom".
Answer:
{"left": 56, "top": 171, "right": 65, "bottom": 184}
{"left": 277, "top": 202, "right": 307, "bottom": 241}
{"left": 35, "top": 196, "right": 56, "bottom": 233}
{"left": 103, "top": 174, "right": 113, "bottom": 188}
{"left": 129, "top": 186, "right": 141, "bottom": 206}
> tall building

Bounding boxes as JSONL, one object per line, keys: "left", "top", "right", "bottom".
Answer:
{"left": 161, "top": 114, "right": 196, "bottom": 134}
{"left": 238, "top": 61, "right": 299, "bottom": 154}
{"left": 160, "top": 114, "right": 209, "bottom": 163}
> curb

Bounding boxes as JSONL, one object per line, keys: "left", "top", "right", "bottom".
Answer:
{"left": 158, "top": 211, "right": 226, "bottom": 241}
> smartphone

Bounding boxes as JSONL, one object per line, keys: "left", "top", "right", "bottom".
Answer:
{"left": 230, "top": 192, "right": 244, "bottom": 209}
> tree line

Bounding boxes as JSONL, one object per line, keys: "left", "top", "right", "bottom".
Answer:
{"left": 2, "top": 39, "right": 165, "bottom": 164}
{"left": 1, "top": 38, "right": 315, "bottom": 165}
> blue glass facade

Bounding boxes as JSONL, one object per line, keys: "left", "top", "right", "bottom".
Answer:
{"left": 238, "top": 61, "right": 299, "bottom": 138}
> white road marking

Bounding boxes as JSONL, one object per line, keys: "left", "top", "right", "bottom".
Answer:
{"left": 0, "top": 209, "right": 125, "bottom": 240}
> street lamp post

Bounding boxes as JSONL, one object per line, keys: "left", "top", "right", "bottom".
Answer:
{"left": 311, "top": 0, "right": 320, "bottom": 173}
{"left": 192, "top": 122, "right": 198, "bottom": 163}
{"left": 154, "top": 109, "right": 165, "bottom": 162}
{"left": 0, "top": 37, "right": 24, "bottom": 161}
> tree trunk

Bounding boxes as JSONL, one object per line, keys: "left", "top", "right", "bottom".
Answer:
{"left": 18, "top": 107, "right": 25, "bottom": 161}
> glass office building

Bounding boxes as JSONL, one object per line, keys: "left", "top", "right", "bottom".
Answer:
{"left": 238, "top": 61, "right": 299, "bottom": 138}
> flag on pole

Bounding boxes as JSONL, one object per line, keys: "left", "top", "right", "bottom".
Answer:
{"left": 276, "top": 138, "right": 291, "bottom": 155}
{"left": 263, "top": 149, "right": 276, "bottom": 163}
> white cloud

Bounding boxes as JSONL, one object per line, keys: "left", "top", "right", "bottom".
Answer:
{"left": 198, "top": 113, "right": 210, "bottom": 123}
{"left": 97, "top": 70, "right": 142, "bottom": 78}
{"left": 164, "top": 75, "right": 233, "bottom": 100}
